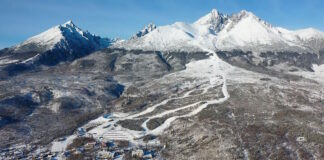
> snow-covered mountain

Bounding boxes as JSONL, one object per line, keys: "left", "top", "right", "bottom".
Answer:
{"left": 0, "top": 20, "right": 113, "bottom": 66}
{"left": 115, "top": 9, "right": 324, "bottom": 53}
{"left": 15, "top": 20, "right": 112, "bottom": 53}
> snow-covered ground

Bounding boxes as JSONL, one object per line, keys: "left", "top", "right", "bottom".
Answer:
{"left": 0, "top": 59, "right": 19, "bottom": 65}
{"left": 292, "top": 64, "right": 324, "bottom": 85}
{"left": 0, "top": 57, "right": 19, "bottom": 65}
{"left": 51, "top": 135, "right": 77, "bottom": 152}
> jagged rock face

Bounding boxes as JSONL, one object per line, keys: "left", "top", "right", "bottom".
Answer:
{"left": 194, "top": 9, "right": 229, "bottom": 33}
{"left": 70, "top": 48, "right": 209, "bottom": 73}
{"left": 217, "top": 50, "right": 322, "bottom": 73}
{"left": 132, "top": 23, "right": 157, "bottom": 39}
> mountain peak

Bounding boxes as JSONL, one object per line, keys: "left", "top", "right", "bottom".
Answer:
{"left": 10, "top": 20, "right": 113, "bottom": 65}
{"left": 210, "top": 9, "right": 220, "bottom": 17}
{"left": 195, "top": 9, "right": 225, "bottom": 25}
{"left": 145, "top": 23, "right": 156, "bottom": 32}
{"left": 229, "top": 9, "right": 272, "bottom": 29}
{"left": 62, "top": 20, "right": 76, "bottom": 28}
{"left": 64, "top": 20, "right": 73, "bottom": 25}
{"left": 132, "top": 23, "right": 157, "bottom": 39}
{"left": 231, "top": 10, "right": 258, "bottom": 21}
{"left": 238, "top": 10, "right": 253, "bottom": 16}
{"left": 16, "top": 20, "right": 112, "bottom": 54}
{"left": 194, "top": 9, "right": 228, "bottom": 33}
{"left": 19, "top": 20, "right": 82, "bottom": 50}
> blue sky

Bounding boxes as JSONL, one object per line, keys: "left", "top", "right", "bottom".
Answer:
{"left": 1, "top": 0, "right": 324, "bottom": 49}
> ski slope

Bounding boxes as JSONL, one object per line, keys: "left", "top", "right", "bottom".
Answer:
{"left": 50, "top": 49, "right": 232, "bottom": 152}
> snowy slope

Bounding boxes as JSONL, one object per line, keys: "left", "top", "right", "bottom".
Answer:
{"left": 15, "top": 20, "right": 111, "bottom": 53}
{"left": 18, "top": 24, "right": 64, "bottom": 51}
{"left": 1, "top": 20, "right": 114, "bottom": 66}
{"left": 277, "top": 27, "right": 324, "bottom": 42}
{"left": 216, "top": 11, "right": 297, "bottom": 49}
{"left": 115, "top": 9, "right": 324, "bottom": 53}
{"left": 295, "top": 28, "right": 324, "bottom": 40}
